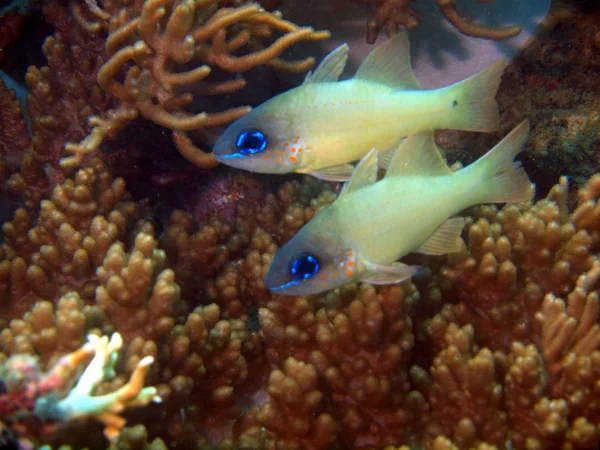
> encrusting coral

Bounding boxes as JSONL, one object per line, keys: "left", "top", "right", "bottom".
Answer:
{"left": 62, "top": 0, "right": 330, "bottom": 170}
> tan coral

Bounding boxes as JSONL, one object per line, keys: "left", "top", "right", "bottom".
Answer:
{"left": 62, "top": 0, "right": 330, "bottom": 169}
{"left": 236, "top": 357, "right": 337, "bottom": 449}
{"left": 0, "top": 293, "right": 101, "bottom": 365}
{"left": 436, "top": 177, "right": 596, "bottom": 351}
{"left": 95, "top": 228, "right": 179, "bottom": 341}
{"left": 424, "top": 323, "right": 508, "bottom": 449}
{"left": 257, "top": 283, "right": 422, "bottom": 447}
{"left": 0, "top": 159, "right": 139, "bottom": 318}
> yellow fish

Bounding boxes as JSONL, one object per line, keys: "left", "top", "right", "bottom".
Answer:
{"left": 213, "top": 33, "right": 506, "bottom": 181}
{"left": 265, "top": 121, "right": 534, "bottom": 295}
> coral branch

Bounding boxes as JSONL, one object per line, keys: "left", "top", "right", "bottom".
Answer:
{"left": 61, "top": 0, "right": 330, "bottom": 170}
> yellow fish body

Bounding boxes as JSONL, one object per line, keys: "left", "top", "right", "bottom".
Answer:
{"left": 213, "top": 33, "right": 506, "bottom": 181}
{"left": 265, "top": 121, "right": 534, "bottom": 295}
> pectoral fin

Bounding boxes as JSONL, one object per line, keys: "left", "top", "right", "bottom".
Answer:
{"left": 417, "top": 217, "right": 465, "bottom": 255}
{"left": 339, "top": 148, "right": 378, "bottom": 196}
{"left": 377, "top": 144, "right": 399, "bottom": 170}
{"left": 362, "top": 261, "right": 421, "bottom": 285}
{"left": 309, "top": 164, "right": 355, "bottom": 181}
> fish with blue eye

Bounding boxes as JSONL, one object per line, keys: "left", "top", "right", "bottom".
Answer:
{"left": 212, "top": 32, "right": 506, "bottom": 182}
{"left": 264, "top": 121, "right": 535, "bottom": 296}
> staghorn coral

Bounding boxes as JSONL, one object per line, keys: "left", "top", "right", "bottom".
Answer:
{"left": 62, "top": 0, "right": 330, "bottom": 170}
{"left": 363, "top": 0, "right": 521, "bottom": 44}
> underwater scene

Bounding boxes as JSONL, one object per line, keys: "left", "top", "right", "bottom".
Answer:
{"left": 0, "top": 0, "right": 599, "bottom": 448}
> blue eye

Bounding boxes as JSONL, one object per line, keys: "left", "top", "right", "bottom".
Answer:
{"left": 235, "top": 130, "right": 267, "bottom": 155}
{"left": 290, "top": 254, "right": 320, "bottom": 280}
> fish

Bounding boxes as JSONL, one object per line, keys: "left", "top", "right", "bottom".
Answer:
{"left": 213, "top": 32, "right": 507, "bottom": 181}
{"left": 264, "top": 121, "right": 534, "bottom": 295}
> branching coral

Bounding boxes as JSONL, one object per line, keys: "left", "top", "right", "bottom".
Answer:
{"left": 62, "top": 0, "right": 330, "bottom": 170}
{"left": 0, "top": 332, "right": 161, "bottom": 446}
{"left": 364, "top": 0, "right": 521, "bottom": 44}
{"left": 0, "top": 158, "right": 139, "bottom": 319}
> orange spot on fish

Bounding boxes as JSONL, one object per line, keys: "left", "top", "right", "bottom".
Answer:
{"left": 347, "top": 251, "right": 353, "bottom": 257}
{"left": 297, "top": 148, "right": 303, "bottom": 153}
{"left": 291, "top": 147, "right": 297, "bottom": 153}
{"left": 293, "top": 139, "right": 299, "bottom": 144}
{"left": 289, "top": 156, "right": 297, "bottom": 163}
{"left": 345, "top": 270, "right": 353, "bottom": 277}
{"left": 262, "top": 155, "right": 269, "bottom": 160}
{"left": 348, "top": 261, "right": 355, "bottom": 267}
{"left": 284, "top": 141, "right": 289, "bottom": 147}
{"left": 332, "top": 272, "right": 340, "bottom": 278}
{"left": 275, "top": 157, "right": 281, "bottom": 163}
{"left": 321, "top": 274, "right": 328, "bottom": 280}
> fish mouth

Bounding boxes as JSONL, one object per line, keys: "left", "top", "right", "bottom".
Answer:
{"left": 266, "top": 278, "right": 301, "bottom": 293}
{"left": 264, "top": 267, "right": 301, "bottom": 293}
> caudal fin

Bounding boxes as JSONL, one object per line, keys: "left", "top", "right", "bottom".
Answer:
{"left": 445, "top": 59, "right": 506, "bottom": 132}
{"left": 463, "top": 120, "right": 535, "bottom": 204}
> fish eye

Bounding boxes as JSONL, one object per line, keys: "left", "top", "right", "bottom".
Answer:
{"left": 290, "top": 254, "right": 320, "bottom": 280}
{"left": 235, "top": 130, "right": 267, "bottom": 155}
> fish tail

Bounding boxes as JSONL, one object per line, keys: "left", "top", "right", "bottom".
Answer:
{"left": 444, "top": 59, "right": 507, "bottom": 132}
{"left": 463, "top": 120, "right": 535, "bottom": 204}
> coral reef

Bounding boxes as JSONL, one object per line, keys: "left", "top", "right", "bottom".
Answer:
{"left": 1, "top": 0, "right": 600, "bottom": 448}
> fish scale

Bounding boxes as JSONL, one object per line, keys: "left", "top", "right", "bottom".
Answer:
{"left": 265, "top": 121, "right": 534, "bottom": 296}
{"left": 213, "top": 32, "right": 506, "bottom": 182}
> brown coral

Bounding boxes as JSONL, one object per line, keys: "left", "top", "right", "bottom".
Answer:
{"left": 364, "top": 0, "right": 521, "bottom": 44}
{"left": 62, "top": 0, "right": 330, "bottom": 169}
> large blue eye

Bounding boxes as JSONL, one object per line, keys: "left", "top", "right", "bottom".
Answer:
{"left": 290, "top": 254, "right": 320, "bottom": 280}
{"left": 235, "top": 130, "right": 267, "bottom": 155}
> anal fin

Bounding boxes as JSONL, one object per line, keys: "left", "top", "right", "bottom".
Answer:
{"left": 362, "top": 261, "right": 421, "bottom": 285}
{"left": 310, "top": 164, "right": 355, "bottom": 181}
{"left": 417, "top": 217, "right": 465, "bottom": 255}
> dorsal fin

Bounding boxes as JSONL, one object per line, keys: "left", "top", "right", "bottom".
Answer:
{"left": 354, "top": 33, "right": 422, "bottom": 90}
{"left": 339, "top": 148, "right": 378, "bottom": 196}
{"left": 303, "top": 43, "right": 349, "bottom": 84}
{"left": 385, "top": 132, "right": 453, "bottom": 178}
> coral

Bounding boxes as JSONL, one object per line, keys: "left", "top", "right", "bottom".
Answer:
{"left": 24, "top": 0, "right": 113, "bottom": 173}
{"left": 0, "top": 158, "right": 140, "bottom": 319}
{"left": 234, "top": 357, "right": 337, "bottom": 449}
{"left": 248, "top": 283, "right": 424, "bottom": 448}
{"left": 159, "top": 176, "right": 336, "bottom": 313}
{"left": 2, "top": 3, "right": 600, "bottom": 449}
{"left": 62, "top": 0, "right": 330, "bottom": 169}
{"left": 0, "top": 332, "right": 161, "bottom": 446}
{"left": 363, "top": 0, "right": 521, "bottom": 44}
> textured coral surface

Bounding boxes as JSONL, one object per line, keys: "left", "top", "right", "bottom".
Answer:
{"left": 1, "top": 0, "right": 599, "bottom": 449}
